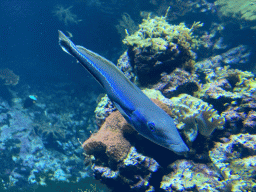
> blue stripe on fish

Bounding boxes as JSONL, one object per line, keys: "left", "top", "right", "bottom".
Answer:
{"left": 58, "top": 30, "right": 189, "bottom": 154}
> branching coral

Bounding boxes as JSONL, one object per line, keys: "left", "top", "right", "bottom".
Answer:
{"left": 33, "top": 119, "right": 66, "bottom": 140}
{"left": 53, "top": 5, "right": 82, "bottom": 26}
{"left": 123, "top": 15, "right": 202, "bottom": 52}
{"left": 0, "top": 68, "right": 19, "bottom": 86}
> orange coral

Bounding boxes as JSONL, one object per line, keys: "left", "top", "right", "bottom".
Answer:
{"left": 0, "top": 68, "right": 19, "bottom": 85}
{"left": 82, "top": 111, "right": 133, "bottom": 163}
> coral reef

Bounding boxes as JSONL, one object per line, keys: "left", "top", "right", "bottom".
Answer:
{"left": 221, "top": 45, "right": 251, "bottom": 65}
{"left": 83, "top": 111, "right": 133, "bottom": 163}
{"left": 195, "top": 66, "right": 255, "bottom": 103}
{"left": 90, "top": 147, "right": 159, "bottom": 191}
{"left": 122, "top": 15, "right": 201, "bottom": 85}
{"left": 209, "top": 133, "right": 256, "bottom": 191}
{"left": 117, "top": 51, "right": 136, "bottom": 82}
{"left": 152, "top": 68, "right": 199, "bottom": 98}
{"left": 170, "top": 94, "right": 225, "bottom": 142}
{"left": 160, "top": 135, "right": 256, "bottom": 192}
{"left": 0, "top": 83, "right": 101, "bottom": 191}
{"left": 161, "top": 160, "right": 224, "bottom": 191}
{"left": 243, "top": 110, "right": 256, "bottom": 133}
{"left": 0, "top": 68, "right": 19, "bottom": 86}
{"left": 193, "top": 65, "right": 256, "bottom": 135}
{"left": 94, "top": 94, "right": 116, "bottom": 127}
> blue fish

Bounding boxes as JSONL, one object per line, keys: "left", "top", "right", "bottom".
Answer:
{"left": 58, "top": 31, "right": 189, "bottom": 154}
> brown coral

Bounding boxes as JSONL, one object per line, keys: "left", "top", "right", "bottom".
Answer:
{"left": 82, "top": 111, "right": 133, "bottom": 163}
{"left": 0, "top": 68, "right": 19, "bottom": 85}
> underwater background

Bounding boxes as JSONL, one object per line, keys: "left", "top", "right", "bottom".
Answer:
{"left": 0, "top": 0, "right": 255, "bottom": 191}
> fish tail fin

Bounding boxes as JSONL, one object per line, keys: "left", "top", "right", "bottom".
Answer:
{"left": 58, "top": 30, "right": 76, "bottom": 55}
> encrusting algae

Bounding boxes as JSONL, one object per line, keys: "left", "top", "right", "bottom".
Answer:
{"left": 123, "top": 14, "right": 203, "bottom": 53}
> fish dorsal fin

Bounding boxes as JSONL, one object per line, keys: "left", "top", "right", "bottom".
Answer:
{"left": 76, "top": 45, "right": 115, "bottom": 68}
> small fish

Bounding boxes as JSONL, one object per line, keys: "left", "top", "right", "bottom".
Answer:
{"left": 23, "top": 95, "right": 37, "bottom": 109}
{"left": 58, "top": 31, "right": 189, "bottom": 154}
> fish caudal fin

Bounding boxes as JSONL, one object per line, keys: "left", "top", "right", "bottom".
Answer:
{"left": 58, "top": 30, "right": 75, "bottom": 56}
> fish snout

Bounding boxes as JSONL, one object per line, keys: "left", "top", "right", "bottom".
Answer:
{"left": 169, "top": 142, "right": 189, "bottom": 155}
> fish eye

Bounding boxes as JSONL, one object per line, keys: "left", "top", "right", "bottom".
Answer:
{"left": 147, "top": 122, "right": 156, "bottom": 132}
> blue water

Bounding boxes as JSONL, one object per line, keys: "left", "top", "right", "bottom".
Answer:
{"left": 0, "top": 0, "right": 256, "bottom": 191}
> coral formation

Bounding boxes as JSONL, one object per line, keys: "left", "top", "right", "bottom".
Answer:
{"left": 0, "top": 68, "right": 19, "bottom": 86}
{"left": 195, "top": 66, "right": 256, "bottom": 103}
{"left": 170, "top": 94, "right": 225, "bottom": 142}
{"left": 194, "top": 66, "right": 256, "bottom": 134}
{"left": 117, "top": 51, "right": 136, "bottom": 82}
{"left": 94, "top": 94, "right": 116, "bottom": 127}
{"left": 153, "top": 68, "right": 199, "bottom": 98}
{"left": 123, "top": 16, "right": 201, "bottom": 51}
{"left": 243, "top": 110, "right": 256, "bottom": 133}
{"left": 161, "top": 160, "right": 224, "bottom": 191}
{"left": 209, "top": 133, "right": 256, "bottom": 191}
{"left": 83, "top": 111, "right": 133, "bottom": 163}
{"left": 122, "top": 15, "right": 201, "bottom": 85}
{"left": 0, "top": 83, "right": 101, "bottom": 191}
{"left": 160, "top": 135, "right": 256, "bottom": 192}
{"left": 92, "top": 147, "right": 159, "bottom": 191}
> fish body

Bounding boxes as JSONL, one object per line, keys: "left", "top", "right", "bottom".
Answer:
{"left": 58, "top": 30, "right": 189, "bottom": 154}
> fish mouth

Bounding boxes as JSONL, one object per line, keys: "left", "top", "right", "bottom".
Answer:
{"left": 168, "top": 143, "right": 189, "bottom": 155}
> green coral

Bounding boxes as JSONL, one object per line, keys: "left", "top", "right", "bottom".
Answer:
{"left": 170, "top": 94, "right": 225, "bottom": 142}
{"left": 123, "top": 15, "right": 202, "bottom": 52}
